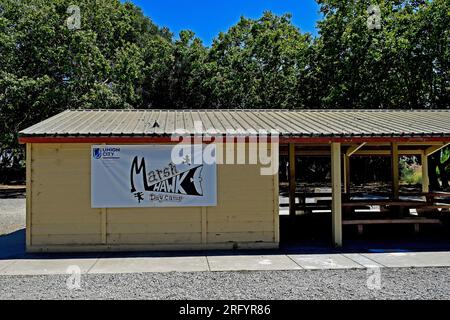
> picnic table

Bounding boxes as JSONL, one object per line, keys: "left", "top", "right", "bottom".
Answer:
{"left": 281, "top": 189, "right": 450, "bottom": 234}
{"left": 341, "top": 192, "right": 450, "bottom": 234}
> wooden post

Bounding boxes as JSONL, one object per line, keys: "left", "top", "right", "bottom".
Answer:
{"left": 391, "top": 142, "right": 399, "bottom": 199}
{"left": 344, "top": 143, "right": 365, "bottom": 195}
{"left": 288, "top": 143, "right": 296, "bottom": 216}
{"left": 422, "top": 151, "right": 429, "bottom": 193}
{"left": 273, "top": 161, "right": 280, "bottom": 244}
{"left": 344, "top": 154, "right": 351, "bottom": 195}
{"left": 331, "top": 143, "right": 342, "bottom": 247}
{"left": 343, "top": 154, "right": 347, "bottom": 194}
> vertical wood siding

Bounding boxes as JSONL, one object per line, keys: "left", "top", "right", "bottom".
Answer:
{"left": 28, "top": 143, "right": 279, "bottom": 251}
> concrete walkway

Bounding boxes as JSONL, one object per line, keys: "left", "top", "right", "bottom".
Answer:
{"left": 0, "top": 251, "right": 450, "bottom": 276}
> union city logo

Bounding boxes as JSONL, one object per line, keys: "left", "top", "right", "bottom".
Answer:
{"left": 93, "top": 148, "right": 102, "bottom": 159}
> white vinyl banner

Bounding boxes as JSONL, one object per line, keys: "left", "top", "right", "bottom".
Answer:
{"left": 91, "top": 145, "right": 217, "bottom": 208}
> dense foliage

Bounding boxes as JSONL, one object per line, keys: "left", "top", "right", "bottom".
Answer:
{"left": 0, "top": 0, "right": 449, "bottom": 185}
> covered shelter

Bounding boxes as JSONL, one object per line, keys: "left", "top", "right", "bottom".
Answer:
{"left": 19, "top": 109, "right": 450, "bottom": 252}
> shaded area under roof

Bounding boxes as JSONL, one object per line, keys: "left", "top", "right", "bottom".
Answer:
{"left": 19, "top": 109, "right": 450, "bottom": 139}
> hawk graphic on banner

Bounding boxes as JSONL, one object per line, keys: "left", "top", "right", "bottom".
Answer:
{"left": 130, "top": 157, "right": 203, "bottom": 196}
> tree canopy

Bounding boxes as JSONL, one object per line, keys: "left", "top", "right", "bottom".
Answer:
{"left": 0, "top": 0, "right": 449, "bottom": 183}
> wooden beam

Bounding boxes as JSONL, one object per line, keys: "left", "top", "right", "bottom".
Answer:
{"left": 353, "top": 142, "right": 448, "bottom": 146}
{"left": 279, "top": 150, "right": 423, "bottom": 156}
{"left": 331, "top": 142, "right": 342, "bottom": 247}
{"left": 425, "top": 143, "right": 450, "bottom": 156}
{"left": 343, "top": 218, "right": 441, "bottom": 225}
{"left": 346, "top": 143, "right": 367, "bottom": 157}
{"left": 355, "top": 150, "right": 423, "bottom": 156}
{"left": 422, "top": 151, "right": 429, "bottom": 193}
{"left": 288, "top": 143, "right": 296, "bottom": 216}
{"left": 391, "top": 142, "right": 400, "bottom": 199}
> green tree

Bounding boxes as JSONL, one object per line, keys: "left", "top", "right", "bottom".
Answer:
{"left": 1, "top": 1, "right": 449, "bottom": 184}
{"left": 206, "top": 12, "right": 312, "bottom": 109}
{"left": 312, "top": 0, "right": 449, "bottom": 109}
{"left": 167, "top": 30, "right": 209, "bottom": 109}
{"left": 0, "top": 0, "right": 172, "bottom": 179}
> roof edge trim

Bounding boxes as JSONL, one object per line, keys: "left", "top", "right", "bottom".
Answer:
{"left": 18, "top": 136, "right": 450, "bottom": 144}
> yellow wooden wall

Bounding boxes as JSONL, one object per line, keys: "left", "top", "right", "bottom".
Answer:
{"left": 26, "top": 143, "right": 279, "bottom": 252}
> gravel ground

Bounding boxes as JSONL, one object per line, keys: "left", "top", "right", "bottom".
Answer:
{"left": 0, "top": 197, "right": 449, "bottom": 300}
{"left": 0, "top": 267, "right": 449, "bottom": 300}
{"left": 0, "top": 198, "right": 25, "bottom": 236}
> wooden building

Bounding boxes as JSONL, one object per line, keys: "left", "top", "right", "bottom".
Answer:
{"left": 19, "top": 109, "right": 450, "bottom": 252}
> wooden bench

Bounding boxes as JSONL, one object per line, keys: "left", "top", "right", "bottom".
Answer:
{"left": 342, "top": 200, "right": 450, "bottom": 217}
{"left": 342, "top": 218, "right": 442, "bottom": 235}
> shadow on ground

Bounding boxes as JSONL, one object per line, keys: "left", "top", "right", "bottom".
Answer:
{"left": 0, "top": 229, "right": 25, "bottom": 259}
{"left": 2, "top": 227, "right": 450, "bottom": 261}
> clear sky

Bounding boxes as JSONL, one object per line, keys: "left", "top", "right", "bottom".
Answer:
{"left": 129, "top": 0, "right": 321, "bottom": 46}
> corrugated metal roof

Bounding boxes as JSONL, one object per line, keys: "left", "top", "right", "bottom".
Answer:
{"left": 19, "top": 109, "right": 450, "bottom": 138}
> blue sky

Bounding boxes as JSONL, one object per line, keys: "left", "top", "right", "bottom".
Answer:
{"left": 129, "top": 0, "right": 321, "bottom": 46}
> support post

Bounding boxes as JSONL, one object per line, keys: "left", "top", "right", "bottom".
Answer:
{"left": 344, "top": 143, "right": 365, "bottom": 195}
{"left": 273, "top": 158, "right": 280, "bottom": 244}
{"left": 391, "top": 142, "right": 400, "bottom": 199}
{"left": 331, "top": 143, "right": 342, "bottom": 247}
{"left": 422, "top": 151, "right": 429, "bottom": 193}
{"left": 344, "top": 154, "right": 351, "bottom": 194}
{"left": 288, "top": 143, "right": 296, "bottom": 216}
